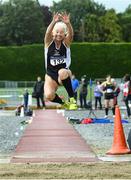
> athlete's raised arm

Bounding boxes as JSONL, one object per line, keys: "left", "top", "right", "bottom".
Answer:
{"left": 44, "top": 12, "right": 60, "bottom": 47}
{"left": 62, "top": 12, "right": 74, "bottom": 47}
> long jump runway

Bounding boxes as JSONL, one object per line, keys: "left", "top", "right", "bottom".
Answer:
{"left": 11, "top": 110, "right": 99, "bottom": 163}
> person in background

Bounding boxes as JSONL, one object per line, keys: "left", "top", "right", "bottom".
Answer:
{"left": 94, "top": 80, "right": 102, "bottom": 110}
{"left": 123, "top": 74, "right": 131, "bottom": 118}
{"left": 71, "top": 74, "right": 79, "bottom": 102}
{"left": 33, "top": 76, "right": 45, "bottom": 109}
{"left": 23, "top": 88, "right": 29, "bottom": 111}
{"left": 79, "top": 75, "right": 88, "bottom": 109}
{"left": 111, "top": 78, "right": 120, "bottom": 106}
{"left": 101, "top": 74, "right": 115, "bottom": 118}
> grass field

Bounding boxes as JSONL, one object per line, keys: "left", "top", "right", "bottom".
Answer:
{"left": 0, "top": 163, "right": 131, "bottom": 179}
{"left": 0, "top": 86, "right": 92, "bottom": 100}
{"left": 0, "top": 86, "right": 92, "bottom": 109}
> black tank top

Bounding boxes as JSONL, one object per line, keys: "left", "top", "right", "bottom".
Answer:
{"left": 45, "top": 41, "right": 71, "bottom": 72}
{"left": 104, "top": 82, "right": 114, "bottom": 95}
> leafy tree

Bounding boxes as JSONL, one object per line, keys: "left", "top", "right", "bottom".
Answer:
{"left": 0, "top": 0, "right": 130, "bottom": 44}
{"left": 0, "top": 0, "right": 45, "bottom": 45}
{"left": 118, "top": 5, "right": 131, "bottom": 42}
{"left": 0, "top": 2, "right": 14, "bottom": 45}
{"left": 41, "top": 5, "right": 52, "bottom": 27}
{"left": 125, "top": 4, "right": 131, "bottom": 14}
{"left": 99, "top": 9, "right": 122, "bottom": 42}
{"left": 84, "top": 14, "right": 101, "bottom": 42}
{"left": 51, "top": 0, "right": 106, "bottom": 41}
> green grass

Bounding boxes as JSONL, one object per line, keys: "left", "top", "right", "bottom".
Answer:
{"left": 0, "top": 86, "right": 93, "bottom": 101}
{"left": 0, "top": 163, "right": 131, "bottom": 179}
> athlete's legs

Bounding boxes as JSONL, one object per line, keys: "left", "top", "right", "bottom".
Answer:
{"left": 44, "top": 74, "right": 58, "bottom": 101}
{"left": 98, "top": 97, "right": 102, "bottom": 109}
{"left": 95, "top": 97, "right": 98, "bottom": 109}
{"left": 58, "top": 68, "right": 74, "bottom": 98}
{"left": 58, "top": 68, "right": 77, "bottom": 110}
{"left": 79, "top": 93, "right": 83, "bottom": 108}
{"left": 109, "top": 99, "right": 115, "bottom": 115}
{"left": 124, "top": 98, "right": 131, "bottom": 117}
{"left": 40, "top": 94, "right": 45, "bottom": 107}
{"left": 83, "top": 94, "right": 87, "bottom": 108}
{"left": 44, "top": 74, "right": 63, "bottom": 104}
{"left": 36, "top": 97, "right": 40, "bottom": 108}
{"left": 104, "top": 99, "right": 109, "bottom": 116}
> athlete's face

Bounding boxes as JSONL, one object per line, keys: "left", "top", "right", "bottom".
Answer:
{"left": 52, "top": 27, "right": 66, "bottom": 41}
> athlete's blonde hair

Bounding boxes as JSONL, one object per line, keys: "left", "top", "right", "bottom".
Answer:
{"left": 53, "top": 22, "right": 67, "bottom": 35}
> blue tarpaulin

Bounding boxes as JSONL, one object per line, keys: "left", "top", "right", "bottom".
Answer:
{"left": 92, "top": 118, "right": 128, "bottom": 123}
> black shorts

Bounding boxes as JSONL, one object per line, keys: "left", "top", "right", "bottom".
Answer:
{"left": 46, "top": 70, "right": 59, "bottom": 85}
{"left": 104, "top": 93, "right": 114, "bottom": 100}
{"left": 46, "top": 68, "right": 69, "bottom": 85}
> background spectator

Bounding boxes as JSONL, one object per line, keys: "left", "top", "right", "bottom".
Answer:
{"left": 101, "top": 75, "right": 115, "bottom": 118}
{"left": 23, "top": 88, "right": 29, "bottom": 111}
{"left": 111, "top": 78, "right": 120, "bottom": 106}
{"left": 79, "top": 75, "right": 88, "bottom": 109}
{"left": 71, "top": 74, "right": 79, "bottom": 102}
{"left": 94, "top": 80, "right": 103, "bottom": 110}
{"left": 123, "top": 74, "right": 131, "bottom": 118}
{"left": 33, "top": 76, "right": 45, "bottom": 109}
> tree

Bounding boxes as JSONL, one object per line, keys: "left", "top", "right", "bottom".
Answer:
{"left": 51, "top": 0, "right": 106, "bottom": 41}
{"left": 99, "top": 9, "right": 122, "bottom": 42}
{"left": 0, "top": 0, "right": 45, "bottom": 45}
{"left": 118, "top": 5, "right": 131, "bottom": 42}
{"left": 84, "top": 14, "right": 101, "bottom": 42}
{"left": 0, "top": 0, "right": 128, "bottom": 44}
{"left": 41, "top": 5, "right": 52, "bottom": 27}
{"left": 125, "top": 4, "right": 131, "bottom": 14}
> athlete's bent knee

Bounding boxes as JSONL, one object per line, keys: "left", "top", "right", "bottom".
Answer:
{"left": 58, "top": 69, "right": 69, "bottom": 80}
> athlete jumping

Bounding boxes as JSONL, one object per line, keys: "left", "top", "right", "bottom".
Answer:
{"left": 44, "top": 12, "right": 77, "bottom": 110}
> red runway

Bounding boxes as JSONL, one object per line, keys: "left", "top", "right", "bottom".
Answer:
{"left": 11, "top": 110, "right": 99, "bottom": 163}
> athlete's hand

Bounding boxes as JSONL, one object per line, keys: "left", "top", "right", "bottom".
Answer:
{"left": 53, "top": 12, "right": 61, "bottom": 22}
{"left": 61, "top": 12, "right": 70, "bottom": 24}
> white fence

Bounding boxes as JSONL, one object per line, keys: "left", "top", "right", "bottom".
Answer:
{"left": 0, "top": 79, "right": 124, "bottom": 107}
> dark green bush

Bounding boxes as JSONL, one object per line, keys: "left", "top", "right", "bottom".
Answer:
{"left": 0, "top": 44, "right": 44, "bottom": 80}
{"left": 0, "top": 43, "right": 131, "bottom": 80}
{"left": 71, "top": 43, "right": 131, "bottom": 79}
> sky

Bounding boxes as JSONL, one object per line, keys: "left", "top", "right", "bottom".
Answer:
{"left": 38, "top": 0, "right": 131, "bottom": 13}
